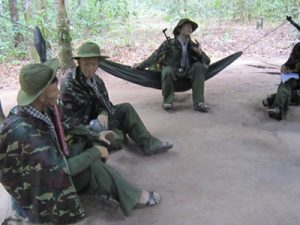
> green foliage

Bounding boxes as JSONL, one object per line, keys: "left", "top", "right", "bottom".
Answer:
{"left": 0, "top": 0, "right": 299, "bottom": 62}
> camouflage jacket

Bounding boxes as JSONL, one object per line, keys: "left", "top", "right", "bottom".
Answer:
{"left": 60, "top": 67, "right": 112, "bottom": 132}
{"left": 139, "top": 36, "right": 211, "bottom": 70}
{"left": 0, "top": 106, "right": 88, "bottom": 224}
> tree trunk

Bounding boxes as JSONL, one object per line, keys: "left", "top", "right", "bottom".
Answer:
{"left": 56, "top": 0, "right": 75, "bottom": 70}
{"left": 37, "top": 0, "right": 48, "bottom": 21}
{"left": 0, "top": 0, "right": 3, "bottom": 15}
{"left": 9, "top": 0, "right": 24, "bottom": 47}
{"left": 23, "top": 0, "right": 32, "bottom": 21}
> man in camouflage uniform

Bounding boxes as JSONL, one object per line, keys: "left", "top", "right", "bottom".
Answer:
{"left": 263, "top": 42, "right": 300, "bottom": 120}
{"left": 133, "top": 18, "right": 211, "bottom": 112}
{"left": 59, "top": 42, "right": 173, "bottom": 156}
{"left": 0, "top": 59, "right": 161, "bottom": 224}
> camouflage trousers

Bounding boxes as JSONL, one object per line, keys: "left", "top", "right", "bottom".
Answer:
{"left": 161, "top": 62, "right": 207, "bottom": 104}
{"left": 108, "top": 103, "right": 163, "bottom": 154}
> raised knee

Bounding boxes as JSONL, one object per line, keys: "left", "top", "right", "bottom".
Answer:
{"left": 121, "top": 102, "right": 133, "bottom": 110}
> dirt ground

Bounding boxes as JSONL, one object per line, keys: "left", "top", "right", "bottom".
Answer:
{"left": 1, "top": 55, "right": 300, "bottom": 225}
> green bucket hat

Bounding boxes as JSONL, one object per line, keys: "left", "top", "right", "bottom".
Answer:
{"left": 173, "top": 18, "right": 198, "bottom": 35}
{"left": 17, "top": 58, "right": 60, "bottom": 106}
{"left": 72, "top": 42, "right": 109, "bottom": 60}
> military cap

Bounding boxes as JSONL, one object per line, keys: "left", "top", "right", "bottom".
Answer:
{"left": 17, "top": 58, "right": 60, "bottom": 106}
{"left": 72, "top": 42, "right": 109, "bottom": 59}
{"left": 173, "top": 18, "right": 198, "bottom": 35}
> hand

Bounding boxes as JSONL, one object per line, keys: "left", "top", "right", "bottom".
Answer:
{"left": 98, "top": 130, "right": 117, "bottom": 145}
{"left": 191, "top": 39, "right": 203, "bottom": 54}
{"left": 96, "top": 146, "right": 109, "bottom": 159}
{"left": 132, "top": 63, "right": 141, "bottom": 70}
{"left": 280, "top": 65, "right": 289, "bottom": 73}
{"left": 97, "top": 114, "right": 108, "bottom": 129}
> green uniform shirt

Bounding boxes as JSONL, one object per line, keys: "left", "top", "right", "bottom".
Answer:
{"left": 139, "top": 36, "right": 210, "bottom": 70}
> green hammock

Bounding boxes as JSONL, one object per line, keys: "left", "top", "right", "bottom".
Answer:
{"left": 99, "top": 51, "right": 243, "bottom": 92}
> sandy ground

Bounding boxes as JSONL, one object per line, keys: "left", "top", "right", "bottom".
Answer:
{"left": 1, "top": 56, "right": 300, "bottom": 225}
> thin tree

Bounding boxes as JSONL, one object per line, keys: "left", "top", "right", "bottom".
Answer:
{"left": 0, "top": 0, "right": 3, "bottom": 15}
{"left": 9, "top": 0, "right": 24, "bottom": 47}
{"left": 23, "top": 0, "right": 32, "bottom": 21}
{"left": 56, "top": 0, "right": 75, "bottom": 70}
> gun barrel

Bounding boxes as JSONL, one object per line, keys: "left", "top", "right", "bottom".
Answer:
{"left": 162, "top": 28, "right": 170, "bottom": 40}
{"left": 286, "top": 16, "right": 300, "bottom": 32}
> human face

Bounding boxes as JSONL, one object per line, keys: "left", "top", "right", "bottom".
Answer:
{"left": 78, "top": 57, "right": 100, "bottom": 79}
{"left": 37, "top": 77, "right": 59, "bottom": 108}
{"left": 179, "top": 23, "right": 193, "bottom": 37}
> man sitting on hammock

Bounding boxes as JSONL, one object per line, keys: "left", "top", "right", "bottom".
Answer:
{"left": 133, "top": 18, "right": 211, "bottom": 112}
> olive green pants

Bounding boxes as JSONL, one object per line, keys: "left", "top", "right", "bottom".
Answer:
{"left": 108, "top": 103, "right": 162, "bottom": 154}
{"left": 72, "top": 159, "right": 141, "bottom": 217}
{"left": 161, "top": 62, "right": 207, "bottom": 104}
{"left": 271, "top": 79, "right": 300, "bottom": 112}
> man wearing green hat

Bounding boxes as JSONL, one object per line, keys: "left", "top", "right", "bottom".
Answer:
{"left": 59, "top": 41, "right": 173, "bottom": 156}
{"left": 133, "top": 18, "right": 211, "bottom": 112}
{"left": 0, "top": 59, "right": 161, "bottom": 224}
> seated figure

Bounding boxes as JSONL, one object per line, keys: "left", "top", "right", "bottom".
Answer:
{"left": 0, "top": 59, "right": 161, "bottom": 224}
{"left": 263, "top": 42, "right": 300, "bottom": 120}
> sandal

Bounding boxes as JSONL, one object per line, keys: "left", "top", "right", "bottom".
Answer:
{"left": 267, "top": 107, "right": 283, "bottom": 121}
{"left": 162, "top": 102, "right": 173, "bottom": 110}
{"left": 194, "top": 102, "right": 210, "bottom": 112}
{"left": 136, "top": 191, "right": 160, "bottom": 208}
{"left": 262, "top": 95, "right": 273, "bottom": 107}
{"left": 145, "top": 191, "right": 160, "bottom": 206}
{"left": 145, "top": 142, "right": 173, "bottom": 156}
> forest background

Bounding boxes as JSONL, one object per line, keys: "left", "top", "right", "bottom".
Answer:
{"left": 0, "top": 0, "right": 300, "bottom": 89}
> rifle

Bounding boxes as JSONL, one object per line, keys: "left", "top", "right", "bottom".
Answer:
{"left": 34, "top": 26, "right": 70, "bottom": 156}
{"left": 162, "top": 28, "right": 171, "bottom": 41}
{"left": 286, "top": 16, "right": 300, "bottom": 32}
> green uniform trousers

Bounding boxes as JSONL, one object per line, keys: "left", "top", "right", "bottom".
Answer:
{"left": 68, "top": 147, "right": 141, "bottom": 217}
{"left": 272, "top": 79, "right": 300, "bottom": 112}
{"left": 161, "top": 62, "right": 207, "bottom": 104}
{"left": 108, "top": 103, "right": 163, "bottom": 154}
